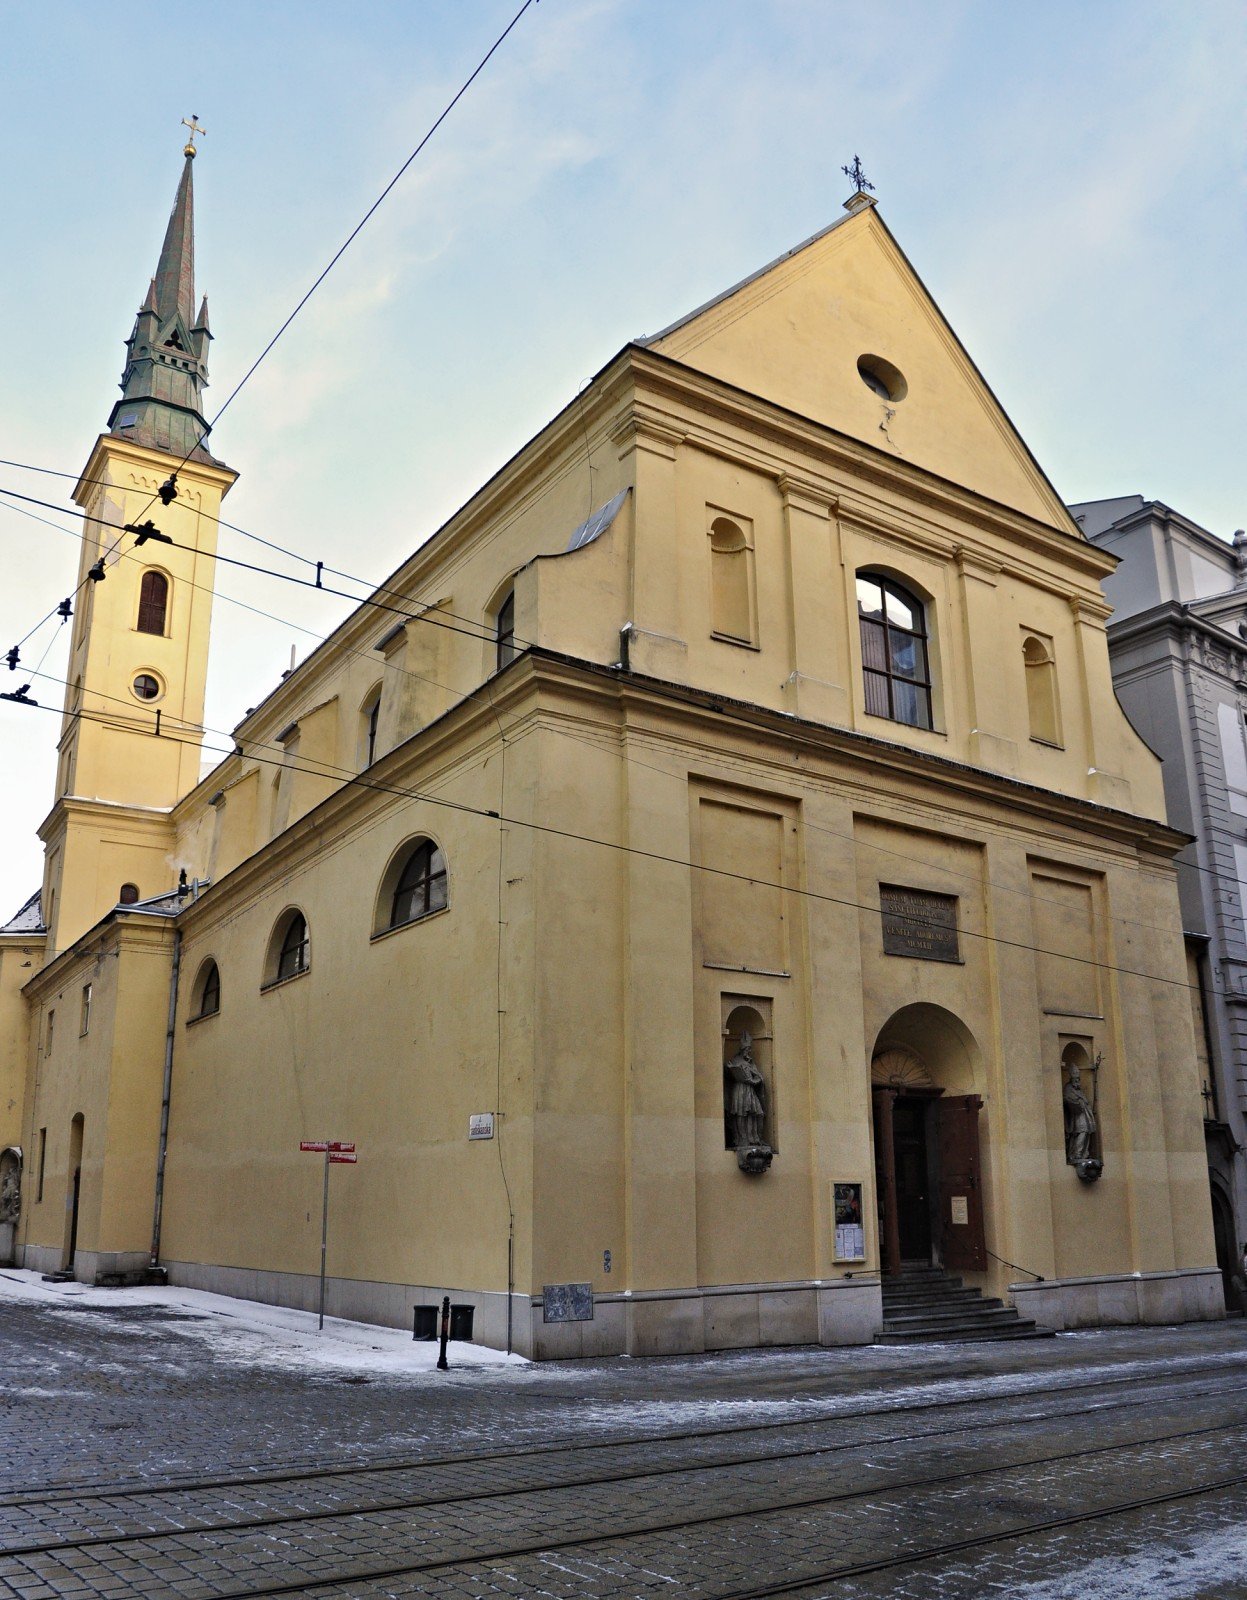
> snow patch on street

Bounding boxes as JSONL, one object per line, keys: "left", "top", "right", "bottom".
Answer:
{"left": 1005, "top": 1523, "right": 1247, "bottom": 1598}
{"left": 0, "top": 1269, "right": 526, "bottom": 1376}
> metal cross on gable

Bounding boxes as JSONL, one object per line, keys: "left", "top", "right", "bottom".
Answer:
{"left": 181, "top": 114, "right": 206, "bottom": 154}
{"left": 841, "top": 154, "right": 874, "bottom": 195}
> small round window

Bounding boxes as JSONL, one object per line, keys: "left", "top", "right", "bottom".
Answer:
{"left": 132, "top": 672, "right": 162, "bottom": 702}
{"left": 857, "top": 354, "right": 907, "bottom": 403}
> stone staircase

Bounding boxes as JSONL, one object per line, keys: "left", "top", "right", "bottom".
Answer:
{"left": 879, "top": 1265, "right": 1050, "bottom": 1344}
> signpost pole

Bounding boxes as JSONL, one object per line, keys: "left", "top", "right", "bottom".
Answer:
{"left": 319, "top": 1145, "right": 330, "bottom": 1332}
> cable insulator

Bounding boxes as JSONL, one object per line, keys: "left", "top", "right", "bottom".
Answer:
{"left": 5, "top": 646, "right": 17, "bottom": 671}
{"left": 56, "top": 598, "right": 72, "bottom": 622}
{"left": 126, "top": 520, "right": 172, "bottom": 547}
{"left": 158, "top": 475, "right": 179, "bottom": 506}
{"left": 87, "top": 559, "right": 106, "bottom": 583}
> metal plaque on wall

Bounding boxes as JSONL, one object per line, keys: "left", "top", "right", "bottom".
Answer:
{"left": 879, "top": 885, "right": 960, "bottom": 963}
{"left": 542, "top": 1282, "right": 594, "bottom": 1323}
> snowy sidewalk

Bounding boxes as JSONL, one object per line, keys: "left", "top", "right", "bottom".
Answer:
{"left": 0, "top": 1268, "right": 526, "bottom": 1377}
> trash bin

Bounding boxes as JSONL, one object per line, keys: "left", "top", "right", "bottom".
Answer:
{"left": 412, "top": 1304, "right": 438, "bottom": 1341}
{"left": 449, "top": 1303, "right": 474, "bottom": 1342}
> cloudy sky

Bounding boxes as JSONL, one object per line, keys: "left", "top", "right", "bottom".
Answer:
{"left": 0, "top": 0, "right": 1243, "bottom": 919}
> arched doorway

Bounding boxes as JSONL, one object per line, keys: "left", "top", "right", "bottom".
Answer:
{"left": 1209, "top": 1179, "right": 1239, "bottom": 1315}
{"left": 63, "top": 1114, "right": 84, "bottom": 1273}
{"left": 870, "top": 1006, "right": 986, "bottom": 1277}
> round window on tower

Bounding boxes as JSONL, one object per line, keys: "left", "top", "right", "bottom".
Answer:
{"left": 132, "top": 672, "right": 163, "bottom": 702}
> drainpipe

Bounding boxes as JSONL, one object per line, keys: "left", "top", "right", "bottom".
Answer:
{"left": 149, "top": 928, "right": 182, "bottom": 1269}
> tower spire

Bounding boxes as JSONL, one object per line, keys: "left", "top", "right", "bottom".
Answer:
{"left": 107, "top": 124, "right": 215, "bottom": 461}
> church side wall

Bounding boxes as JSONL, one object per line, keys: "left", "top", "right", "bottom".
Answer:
{"left": 158, "top": 707, "right": 538, "bottom": 1352}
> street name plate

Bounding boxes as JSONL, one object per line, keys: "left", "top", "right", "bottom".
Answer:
{"left": 880, "top": 885, "right": 960, "bottom": 963}
{"left": 469, "top": 1113, "right": 495, "bottom": 1141}
{"left": 542, "top": 1282, "right": 594, "bottom": 1323}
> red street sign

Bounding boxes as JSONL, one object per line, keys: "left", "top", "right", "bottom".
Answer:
{"left": 300, "top": 1141, "right": 328, "bottom": 1153}
{"left": 328, "top": 1141, "right": 355, "bottom": 1153}
{"left": 329, "top": 1151, "right": 357, "bottom": 1164}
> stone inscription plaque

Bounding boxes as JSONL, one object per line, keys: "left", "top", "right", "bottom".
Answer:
{"left": 542, "top": 1282, "right": 594, "bottom": 1323}
{"left": 880, "top": 885, "right": 960, "bottom": 964}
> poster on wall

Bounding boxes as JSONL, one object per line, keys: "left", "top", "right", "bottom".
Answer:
{"left": 833, "top": 1181, "right": 866, "bottom": 1262}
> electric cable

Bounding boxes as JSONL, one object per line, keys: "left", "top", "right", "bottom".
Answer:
{"left": 2, "top": 491, "right": 1239, "bottom": 960}
{"left": 1, "top": 686, "right": 1221, "bottom": 1002}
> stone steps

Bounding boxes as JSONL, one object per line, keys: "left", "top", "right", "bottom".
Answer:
{"left": 878, "top": 1265, "right": 1051, "bottom": 1345}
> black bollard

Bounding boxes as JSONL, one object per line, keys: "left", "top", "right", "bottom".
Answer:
{"left": 436, "top": 1294, "right": 450, "bottom": 1371}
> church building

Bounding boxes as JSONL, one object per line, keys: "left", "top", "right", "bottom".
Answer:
{"left": 0, "top": 142, "right": 1223, "bottom": 1356}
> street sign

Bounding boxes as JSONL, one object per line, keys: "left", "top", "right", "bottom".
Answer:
{"left": 469, "top": 1113, "right": 495, "bottom": 1140}
{"left": 299, "top": 1138, "right": 357, "bottom": 1328}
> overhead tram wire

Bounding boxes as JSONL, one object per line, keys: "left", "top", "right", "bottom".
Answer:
{"left": 0, "top": 0, "right": 540, "bottom": 666}
{"left": 2, "top": 493, "right": 1238, "bottom": 957}
{"left": 0, "top": 455, "right": 545, "bottom": 651}
{"left": 2, "top": 687, "right": 1223, "bottom": 1004}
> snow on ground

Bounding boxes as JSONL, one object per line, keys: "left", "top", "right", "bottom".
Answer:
{"left": 1005, "top": 1524, "right": 1247, "bottom": 1599}
{"left": 0, "top": 1269, "right": 527, "bottom": 1378}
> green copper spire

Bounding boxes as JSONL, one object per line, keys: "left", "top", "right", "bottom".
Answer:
{"left": 107, "top": 139, "right": 214, "bottom": 460}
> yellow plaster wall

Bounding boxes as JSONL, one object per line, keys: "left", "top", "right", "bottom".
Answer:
{"left": 0, "top": 938, "right": 41, "bottom": 1148}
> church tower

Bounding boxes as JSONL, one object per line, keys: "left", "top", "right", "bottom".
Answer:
{"left": 41, "top": 127, "right": 237, "bottom": 955}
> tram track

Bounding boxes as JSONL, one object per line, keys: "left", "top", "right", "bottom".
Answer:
{"left": 3, "top": 1345, "right": 1243, "bottom": 1511}
{"left": 1, "top": 1368, "right": 1243, "bottom": 1559}
{"left": 3, "top": 1407, "right": 1244, "bottom": 1599}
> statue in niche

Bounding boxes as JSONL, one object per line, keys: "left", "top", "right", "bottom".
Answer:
{"left": 0, "top": 1149, "right": 19, "bottom": 1224}
{"left": 1063, "top": 1061, "right": 1102, "bottom": 1183}
{"left": 725, "top": 1032, "right": 773, "bottom": 1175}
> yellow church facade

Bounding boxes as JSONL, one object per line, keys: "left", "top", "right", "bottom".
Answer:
{"left": 0, "top": 161, "right": 1222, "bottom": 1355}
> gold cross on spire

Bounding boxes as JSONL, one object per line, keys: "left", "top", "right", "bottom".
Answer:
{"left": 181, "top": 115, "right": 206, "bottom": 157}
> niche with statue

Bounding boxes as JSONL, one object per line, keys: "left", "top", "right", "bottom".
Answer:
{"left": 723, "top": 1000, "right": 774, "bottom": 1175}
{"left": 1061, "top": 1040, "right": 1102, "bottom": 1183}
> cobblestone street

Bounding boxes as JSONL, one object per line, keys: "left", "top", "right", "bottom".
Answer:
{"left": 2, "top": 1279, "right": 1245, "bottom": 1598}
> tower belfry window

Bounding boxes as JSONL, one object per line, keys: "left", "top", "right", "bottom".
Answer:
{"left": 137, "top": 571, "right": 169, "bottom": 635}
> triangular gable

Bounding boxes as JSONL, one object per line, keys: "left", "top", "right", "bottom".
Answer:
{"left": 646, "top": 202, "right": 1077, "bottom": 530}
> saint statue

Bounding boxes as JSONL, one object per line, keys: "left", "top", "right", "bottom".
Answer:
{"left": 1063, "top": 1062, "right": 1101, "bottom": 1181}
{"left": 725, "top": 1032, "right": 772, "bottom": 1174}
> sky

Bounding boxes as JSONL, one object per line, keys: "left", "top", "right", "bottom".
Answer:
{"left": 0, "top": 0, "right": 1243, "bottom": 919}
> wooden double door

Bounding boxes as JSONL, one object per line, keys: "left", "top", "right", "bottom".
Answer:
{"left": 872, "top": 1088, "right": 986, "bottom": 1274}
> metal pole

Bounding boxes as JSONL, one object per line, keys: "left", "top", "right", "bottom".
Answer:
{"left": 437, "top": 1293, "right": 450, "bottom": 1370}
{"left": 149, "top": 929, "right": 182, "bottom": 1268}
{"left": 318, "top": 1146, "right": 330, "bottom": 1332}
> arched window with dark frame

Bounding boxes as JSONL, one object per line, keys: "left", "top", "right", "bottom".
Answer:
{"left": 495, "top": 589, "right": 517, "bottom": 672}
{"left": 191, "top": 959, "right": 221, "bottom": 1020}
{"left": 118, "top": 883, "right": 140, "bottom": 905}
{"left": 856, "top": 573, "right": 933, "bottom": 730}
{"left": 390, "top": 839, "right": 448, "bottom": 929}
{"left": 136, "top": 570, "right": 169, "bottom": 636}
{"left": 271, "top": 911, "right": 310, "bottom": 984}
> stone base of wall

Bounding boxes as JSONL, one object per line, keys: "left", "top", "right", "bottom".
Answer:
{"left": 163, "top": 1259, "right": 532, "bottom": 1357}
{"left": 17, "top": 1243, "right": 154, "bottom": 1282}
{"left": 161, "top": 1261, "right": 883, "bottom": 1360}
{"left": 1010, "top": 1267, "right": 1225, "bottom": 1331}
{"left": 529, "top": 1277, "right": 883, "bottom": 1360}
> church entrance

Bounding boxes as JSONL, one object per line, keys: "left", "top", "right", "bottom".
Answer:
{"left": 871, "top": 1027, "right": 987, "bottom": 1277}
{"left": 891, "top": 1096, "right": 933, "bottom": 1261}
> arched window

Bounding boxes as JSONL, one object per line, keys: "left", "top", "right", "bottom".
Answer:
{"left": 190, "top": 959, "right": 221, "bottom": 1021}
{"left": 708, "top": 516, "right": 756, "bottom": 645}
{"left": 118, "top": 883, "right": 140, "bottom": 905}
{"left": 856, "top": 573, "right": 933, "bottom": 730}
{"left": 1023, "top": 634, "right": 1061, "bottom": 745}
{"left": 265, "top": 910, "right": 310, "bottom": 988}
{"left": 136, "top": 571, "right": 169, "bottom": 636}
{"left": 495, "top": 589, "right": 517, "bottom": 672}
{"left": 389, "top": 839, "right": 448, "bottom": 929}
